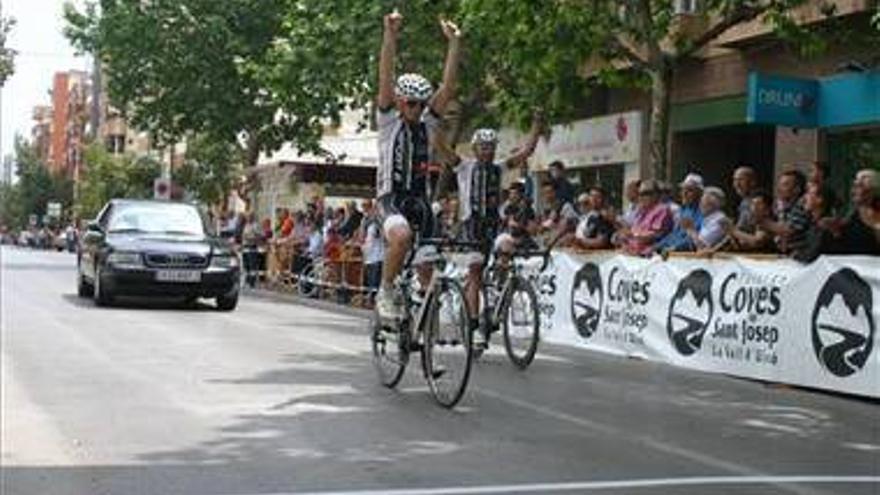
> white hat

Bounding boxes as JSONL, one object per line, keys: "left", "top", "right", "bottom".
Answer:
{"left": 703, "top": 186, "right": 726, "bottom": 206}
{"left": 680, "top": 173, "right": 705, "bottom": 189}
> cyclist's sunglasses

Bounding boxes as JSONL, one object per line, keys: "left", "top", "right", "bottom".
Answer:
{"left": 403, "top": 99, "right": 425, "bottom": 108}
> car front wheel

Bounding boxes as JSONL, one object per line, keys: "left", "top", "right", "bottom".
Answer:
{"left": 93, "top": 266, "right": 114, "bottom": 307}
{"left": 216, "top": 290, "right": 239, "bottom": 311}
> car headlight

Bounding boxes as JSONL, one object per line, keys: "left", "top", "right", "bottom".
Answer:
{"left": 107, "top": 251, "right": 144, "bottom": 268}
{"left": 210, "top": 254, "right": 240, "bottom": 269}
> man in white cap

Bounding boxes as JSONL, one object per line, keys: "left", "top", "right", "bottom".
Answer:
{"left": 655, "top": 172, "right": 704, "bottom": 252}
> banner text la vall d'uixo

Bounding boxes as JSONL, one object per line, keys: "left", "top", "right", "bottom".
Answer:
{"left": 531, "top": 252, "right": 878, "bottom": 398}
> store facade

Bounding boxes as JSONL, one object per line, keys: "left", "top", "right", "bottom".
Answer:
{"left": 528, "top": 111, "right": 645, "bottom": 209}
{"left": 746, "top": 69, "right": 880, "bottom": 199}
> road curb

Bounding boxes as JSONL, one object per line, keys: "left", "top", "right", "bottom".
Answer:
{"left": 242, "top": 287, "right": 372, "bottom": 319}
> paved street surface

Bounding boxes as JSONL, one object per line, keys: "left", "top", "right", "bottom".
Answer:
{"left": 2, "top": 247, "right": 879, "bottom": 495}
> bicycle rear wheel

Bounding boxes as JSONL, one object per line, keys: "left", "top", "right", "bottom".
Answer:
{"left": 371, "top": 311, "right": 409, "bottom": 388}
{"left": 421, "top": 277, "right": 472, "bottom": 408}
{"left": 501, "top": 276, "right": 540, "bottom": 369}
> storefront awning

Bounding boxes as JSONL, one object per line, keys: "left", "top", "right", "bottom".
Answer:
{"left": 670, "top": 95, "right": 748, "bottom": 133}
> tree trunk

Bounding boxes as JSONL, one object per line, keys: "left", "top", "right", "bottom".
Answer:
{"left": 238, "top": 134, "right": 261, "bottom": 211}
{"left": 648, "top": 61, "right": 673, "bottom": 182}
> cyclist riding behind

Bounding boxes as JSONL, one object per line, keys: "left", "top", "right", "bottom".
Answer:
{"left": 440, "top": 117, "right": 543, "bottom": 349}
{"left": 374, "top": 10, "right": 462, "bottom": 322}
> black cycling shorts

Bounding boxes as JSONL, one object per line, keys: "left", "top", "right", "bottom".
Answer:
{"left": 376, "top": 194, "right": 435, "bottom": 239}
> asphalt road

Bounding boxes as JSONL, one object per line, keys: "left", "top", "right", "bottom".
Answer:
{"left": 1, "top": 247, "right": 878, "bottom": 495}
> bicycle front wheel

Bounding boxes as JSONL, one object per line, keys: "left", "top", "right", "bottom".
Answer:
{"left": 421, "top": 277, "right": 473, "bottom": 408}
{"left": 501, "top": 276, "right": 540, "bottom": 369}
{"left": 371, "top": 311, "right": 409, "bottom": 388}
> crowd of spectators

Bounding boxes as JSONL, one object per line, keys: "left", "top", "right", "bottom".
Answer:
{"left": 557, "top": 163, "right": 879, "bottom": 261}
{"left": 226, "top": 162, "right": 879, "bottom": 303}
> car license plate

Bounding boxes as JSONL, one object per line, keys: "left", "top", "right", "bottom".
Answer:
{"left": 156, "top": 270, "right": 201, "bottom": 283}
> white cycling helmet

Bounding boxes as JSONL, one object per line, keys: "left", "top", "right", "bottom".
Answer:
{"left": 471, "top": 128, "right": 498, "bottom": 146}
{"left": 395, "top": 73, "right": 433, "bottom": 102}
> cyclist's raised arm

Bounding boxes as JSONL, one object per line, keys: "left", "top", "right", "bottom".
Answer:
{"left": 503, "top": 111, "right": 544, "bottom": 168}
{"left": 428, "top": 19, "right": 461, "bottom": 116}
{"left": 378, "top": 11, "right": 402, "bottom": 110}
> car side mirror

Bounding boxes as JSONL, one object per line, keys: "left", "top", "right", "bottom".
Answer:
{"left": 83, "top": 222, "right": 104, "bottom": 243}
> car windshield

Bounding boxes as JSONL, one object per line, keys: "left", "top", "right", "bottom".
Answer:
{"left": 107, "top": 203, "right": 206, "bottom": 236}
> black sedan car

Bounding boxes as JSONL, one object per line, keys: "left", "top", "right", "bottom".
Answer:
{"left": 77, "top": 199, "right": 240, "bottom": 310}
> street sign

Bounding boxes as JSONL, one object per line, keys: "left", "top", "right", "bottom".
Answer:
{"left": 47, "top": 202, "right": 62, "bottom": 217}
{"left": 29, "top": 214, "right": 38, "bottom": 227}
{"left": 154, "top": 178, "right": 171, "bottom": 200}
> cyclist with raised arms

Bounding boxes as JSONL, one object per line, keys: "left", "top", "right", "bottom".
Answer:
{"left": 443, "top": 117, "right": 543, "bottom": 348}
{"left": 374, "top": 10, "right": 462, "bottom": 322}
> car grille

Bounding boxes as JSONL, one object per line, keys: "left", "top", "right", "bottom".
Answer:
{"left": 144, "top": 252, "right": 208, "bottom": 269}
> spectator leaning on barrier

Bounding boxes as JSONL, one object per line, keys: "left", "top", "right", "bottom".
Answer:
{"left": 795, "top": 181, "right": 839, "bottom": 262}
{"left": 725, "top": 191, "right": 775, "bottom": 253}
{"left": 571, "top": 186, "right": 614, "bottom": 250}
{"left": 539, "top": 180, "right": 579, "bottom": 243}
{"left": 732, "top": 166, "right": 758, "bottom": 230}
{"left": 762, "top": 168, "right": 810, "bottom": 256}
{"left": 685, "top": 186, "right": 729, "bottom": 251}
{"left": 620, "top": 180, "right": 673, "bottom": 257}
{"left": 502, "top": 179, "right": 539, "bottom": 249}
{"left": 656, "top": 173, "right": 704, "bottom": 252}
{"left": 616, "top": 179, "right": 642, "bottom": 233}
{"left": 833, "top": 168, "right": 880, "bottom": 256}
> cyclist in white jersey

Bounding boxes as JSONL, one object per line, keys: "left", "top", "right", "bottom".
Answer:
{"left": 442, "top": 118, "right": 542, "bottom": 347}
{"left": 374, "top": 10, "right": 462, "bottom": 321}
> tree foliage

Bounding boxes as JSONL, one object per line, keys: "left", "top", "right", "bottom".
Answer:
{"left": 0, "top": 139, "right": 74, "bottom": 229}
{"left": 77, "top": 144, "right": 161, "bottom": 219}
{"left": 172, "top": 135, "right": 242, "bottom": 206}
{"left": 64, "top": 0, "right": 294, "bottom": 165}
{"left": 0, "top": 16, "right": 16, "bottom": 87}
{"left": 65, "top": 0, "right": 859, "bottom": 184}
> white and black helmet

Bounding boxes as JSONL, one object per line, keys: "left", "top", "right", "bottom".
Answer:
{"left": 471, "top": 128, "right": 498, "bottom": 146}
{"left": 395, "top": 73, "right": 433, "bottom": 102}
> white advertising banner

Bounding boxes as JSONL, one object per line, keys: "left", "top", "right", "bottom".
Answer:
{"left": 532, "top": 252, "right": 880, "bottom": 399}
{"left": 533, "top": 112, "right": 642, "bottom": 171}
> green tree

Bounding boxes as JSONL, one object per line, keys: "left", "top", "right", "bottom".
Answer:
{"left": 14, "top": 138, "right": 73, "bottom": 226}
{"left": 567, "top": 0, "right": 846, "bottom": 180}
{"left": 172, "top": 134, "right": 242, "bottom": 207}
{"left": 64, "top": 0, "right": 330, "bottom": 167}
{"left": 0, "top": 182, "right": 23, "bottom": 229}
{"left": 76, "top": 144, "right": 160, "bottom": 219}
{"left": 0, "top": 16, "right": 15, "bottom": 86}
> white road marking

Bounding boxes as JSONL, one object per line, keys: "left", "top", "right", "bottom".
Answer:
{"left": 246, "top": 475, "right": 880, "bottom": 495}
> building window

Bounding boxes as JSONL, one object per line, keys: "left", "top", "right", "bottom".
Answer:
{"left": 106, "top": 134, "right": 126, "bottom": 154}
{"left": 674, "top": 0, "right": 698, "bottom": 15}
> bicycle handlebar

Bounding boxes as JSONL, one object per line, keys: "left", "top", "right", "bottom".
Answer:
{"left": 509, "top": 235, "right": 562, "bottom": 271}
{"left": 417, "top": 237, "right": 484, "bottom": 250}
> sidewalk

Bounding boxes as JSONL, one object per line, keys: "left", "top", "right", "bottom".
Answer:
{"left": 241, "top": 286, "right": 372, "bottom": 319}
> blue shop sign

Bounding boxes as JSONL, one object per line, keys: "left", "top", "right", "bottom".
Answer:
{"left": 747, "top": 71, "right": 880, "bottom": 128}
{"left": 747, "top": 73, "right": 819, "bottom": 128}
